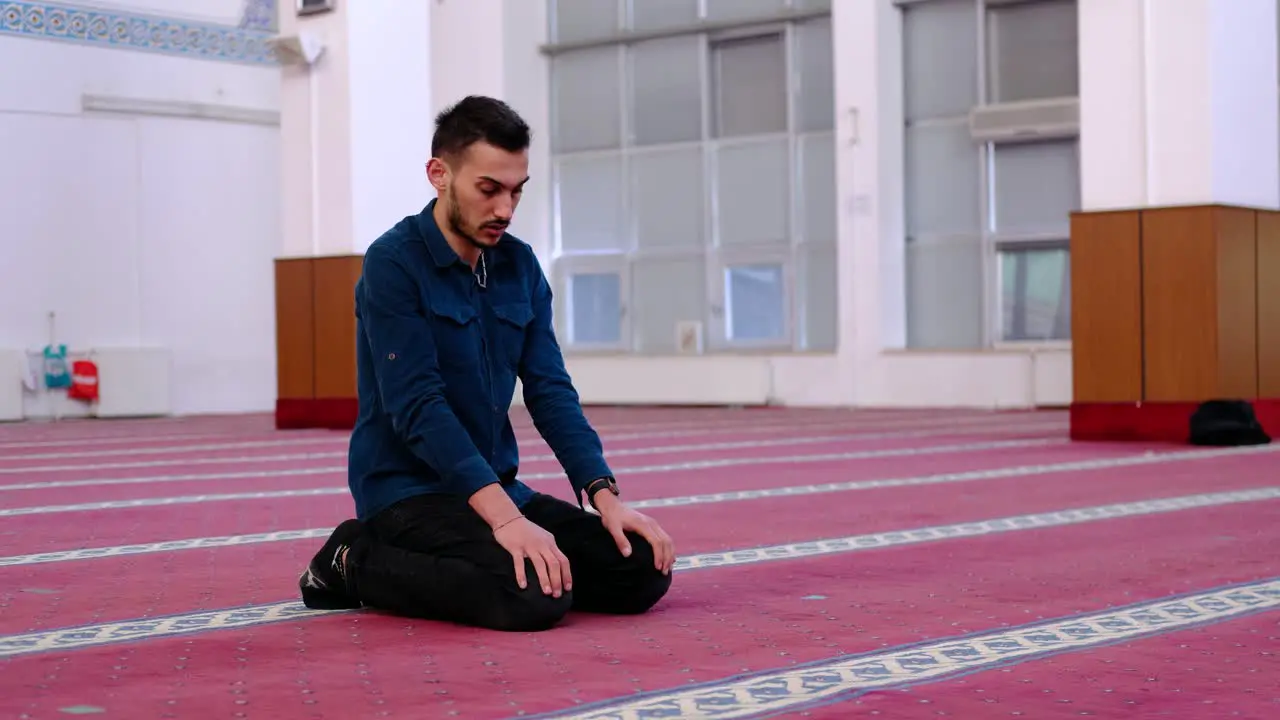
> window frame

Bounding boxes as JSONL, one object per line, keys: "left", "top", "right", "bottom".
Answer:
{"left": 899, "top": 0, "right": 1081, "bottom": 350}
{"left": 547, "top": 3, "right": 834, "bottom": 356}
{"left": 553, "top": 253, "right": 632, "bottom": 353}
{"left": 710, "top": 245, "right": 796, "bottom": 351}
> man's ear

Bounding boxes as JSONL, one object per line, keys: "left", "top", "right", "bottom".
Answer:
{"left": 426, "top": 157, "right": 450, "bottom": 192}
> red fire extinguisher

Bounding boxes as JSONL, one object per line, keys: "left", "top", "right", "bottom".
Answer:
{"left": 67, "top": 359, "right": 99, "bottom": 402}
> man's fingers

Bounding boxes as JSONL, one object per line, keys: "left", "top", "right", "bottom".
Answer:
{"left": 512, "top": 551, "right": 528, "bottom": 589}
{"left": 529, "top": 551, "right": 553, "bottom": 595}
{"left": 608, "top": 522, "right": 632, "bottom": 557}
{"left": 644, "top": 520, "right": 675, "bottom": 573}
{"left": 556, "top": 547, "right": 574, "bottom": 591}
{"left": 541, "top": 546, "right": 564, "bottom": 597}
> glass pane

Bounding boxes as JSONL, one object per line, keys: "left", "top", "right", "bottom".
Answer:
{"left": 552, "top": 0, "right": 620, "bottom": 43}
{"left": 799, "top": 132, "right": 836, "bottom": 244}
{"left": 705, "top": 0, "right": 786, "bottom": 23}
{"left": 713, "top": 33, "right": 787, "bottom": 138}
{"left": 569, "top": 272, "right": 622, "bottom": 344}
{"left": 905, "top": 119, "right": 981, "bottom": 237}
{"left": 903, "top": 0, "right": 979, "bottom": 122}
{"left": 630, "top": 35, "right": 703, "bottom": 146}
{"left": 629, "top": 0, "right": 699, "bottom": 32}
{"left": 632, "top": 255, "right": 706, "bottom": 353}
{"left": 1000, "top": 246, "right": 1071, "bottom": 341}
{"left": 797, "top": 242, "right": 837, "bottom": 351}
{"left": 631, "top": 147, "right": 706, "bottom": 251}
{"left": 992, "top": 139, "right": 1079, "bottom": 237}
{"left": 906, "top": 235, "right": 984, "bottom": 349}
{"left": 715, "top": 137, "right": 789, "bottom": 247}
{"left": 986, "top": 0, "right": 1078, "bottom": 103}
{"left": 556, "top": 154, "right": 626, "bottom": 253}
{"left": 552, "top": 47, "right": 622, "bottom": 153}
{"left": 795, "top": 18, "right": 834, "bottom": 132}
{"left": 726, "top": 264, "right": 786, "bottom": 342}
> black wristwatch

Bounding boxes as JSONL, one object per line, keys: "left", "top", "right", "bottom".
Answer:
{"left": 584, "top": 476, "right": 619, "bottom": 509}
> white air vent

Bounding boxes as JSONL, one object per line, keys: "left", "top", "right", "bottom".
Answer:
{"left": 675, "top": 321, "right": 704, "bottom": 355}
{"left": 969, "top": 96, "right": 1079, "bottom": 144}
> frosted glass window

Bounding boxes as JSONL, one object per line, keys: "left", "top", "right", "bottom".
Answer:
{"left": 1000, "top": 245, "right": 1071, "bottom": 341}
{"left": 905, "top": 119, "right": 981, "bottom": 237}
{"left": 630, "top": 147, "right": 705, "bottom": 251}
{"left": 629, "top": 0, "right": 698, "bottom": 32}
{"left": 797, "top": 242, "right": 837, "bottom": 351}
{"left": 551, "top": 0, "right": 620, "bottom": 43}
{"left": 712, "top": 33, "right": 787, "bottom": 137}
{"left": 906, "top": 235, "right": 984, "bottom": 349}
{"left": 552, "top": 47, "right": 622, "bottom": 153}
{"left": 986, "top": 0, "right": 1079, "bottom": 103}
{"left": 715, "top": 138, "right": 789, "bottom": 247}
{"left": 799, "top": 132, "right": 836, "bottom": 244}
{"left": 569, "top": 272, "right": 623, "bottom": 344}
{"left": 726, "top": 263, "right": 787, "bottom": 342}
{"left": 794, "top": 18, "right": 835, "bottom": 132}
{"left": 556, "top": 154, "right": 626, "bottom": 253}
{"left": 992, "top": 139, "right": 1079, "bottom": 237}
{"left": 705, "top": 0, "right": 787, "bottom": 23}
{"left": 630, "top": 35, "right": 703, "bottom": 146}
{"left": 631, "top": 255, "right": 706, "bottom": 353}
{"left": 903, "top": 0, "right": 979, "bottom": 122}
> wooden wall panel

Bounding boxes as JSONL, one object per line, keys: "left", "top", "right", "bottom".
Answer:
{"left": 1069, "top": 210, "right": 1144, "bottom": 403}
{"left": 1259, "top": 211, "right": 1280, "bottom": 397}
{"left": 1141, "top": 206, "right": 1222, "bottom": 402}
{"left": 1212, "top": 206, "right": 1258, "bottom": 399}
{"left": 274, "top": 258, "right": 315, "bottom": 400}
{"left": 1140, "top": 205, "right": 1260, "bottom": 402}
{"left": 311, "top": 255, "right": 365, "bottom": 399}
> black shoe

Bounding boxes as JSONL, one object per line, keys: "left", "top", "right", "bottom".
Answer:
{"left": 299, "top": 519, "right": 363, "bottom": 610}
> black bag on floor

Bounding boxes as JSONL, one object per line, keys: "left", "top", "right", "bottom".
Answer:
{"left": 1188, "top": 400, "right": 1272, "bottom": 446}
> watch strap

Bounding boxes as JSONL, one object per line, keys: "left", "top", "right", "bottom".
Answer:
{"left": 584, "top": 476, "right": 618, "bottom": 508}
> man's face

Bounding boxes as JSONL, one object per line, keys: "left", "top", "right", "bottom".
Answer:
{"left": 432, "top": 142, "right": 529, "bottom": 249}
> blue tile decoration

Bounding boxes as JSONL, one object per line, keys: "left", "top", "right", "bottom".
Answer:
{"left": 0, "top": 0, "right": 279, "bottom": 66}
{"left": 238, "top": 0, "right": 276, "bottom": 32}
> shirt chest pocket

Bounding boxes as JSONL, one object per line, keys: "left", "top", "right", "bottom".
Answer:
{"left": 428, "top": 302, "right": 481, "bottom": 369}
{"left": 490, "top": 302, "right": 534, "bottom": 370}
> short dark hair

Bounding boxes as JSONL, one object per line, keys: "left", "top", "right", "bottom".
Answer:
{"left": 431, "top": 95, "right": 531, "bottom": 162}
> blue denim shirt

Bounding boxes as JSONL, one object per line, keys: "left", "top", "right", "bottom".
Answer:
{"left": 346, "top": 200, "right": 613, "bottom": 521}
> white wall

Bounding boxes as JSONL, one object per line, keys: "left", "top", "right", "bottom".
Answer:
{"left": 0, "top": 1, "right": 282, "bottom": 417}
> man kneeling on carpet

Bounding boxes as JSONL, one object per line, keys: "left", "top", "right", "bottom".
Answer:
{"left": 297, "top": 96, "right": 676, "bottom": 632}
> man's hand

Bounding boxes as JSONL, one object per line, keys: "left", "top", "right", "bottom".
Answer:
{"left": 492, "top": 515, "right": 573, "bottom": 597}
{"left": 470, "top": 484, "right": 571, "bottom": 598}
{"left": 592, "top": 492, "right": 676, "bottom": 574}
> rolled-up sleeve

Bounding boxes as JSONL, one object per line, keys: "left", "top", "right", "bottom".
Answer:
{"left": 359, "top": 244, "right": 499, "bottom": 497}
{"left": 517, "top": 259, "right": 614, "bottom": 497}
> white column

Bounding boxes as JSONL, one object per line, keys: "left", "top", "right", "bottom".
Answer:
{"left": 278, "top": 2, "right": 432, "bottom": 257}
{"left": 428, "top": 0, "right": 553, "bottom": 261}
{"left": 1079, "top": 0, "right": 1279, "bottom": 211}
{"left": 277, "top": 0, "right": 553, "bottom": 259}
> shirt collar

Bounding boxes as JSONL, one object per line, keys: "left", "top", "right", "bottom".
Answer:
{"left": 416, "top": 198, "right": 506, "bottom": 269}
{"left": 417, "top": 199, "right": 461, "bottom": 269}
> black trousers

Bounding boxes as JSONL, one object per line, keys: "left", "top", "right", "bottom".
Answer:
{"left": 345, "top": 491, "right": 673, "bottom": 631}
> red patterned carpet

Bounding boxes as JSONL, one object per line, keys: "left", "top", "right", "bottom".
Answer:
{"left": 0, "top": 407, "right": 1276, "bottom": 719}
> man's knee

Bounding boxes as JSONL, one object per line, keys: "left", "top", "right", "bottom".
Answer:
{"left": 488, "top": 584, "right": 573, "bottom": 631}
{"left": 612, "top": 537, "right": 674, "bottom": 614}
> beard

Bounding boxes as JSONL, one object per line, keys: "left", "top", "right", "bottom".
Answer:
{"left": 446, "top": 185, "right": 508, "bottom": 249}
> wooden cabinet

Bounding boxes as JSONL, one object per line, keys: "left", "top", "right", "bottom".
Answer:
{"left": 273, "top": 255, "right": 364, "bottom": 429}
